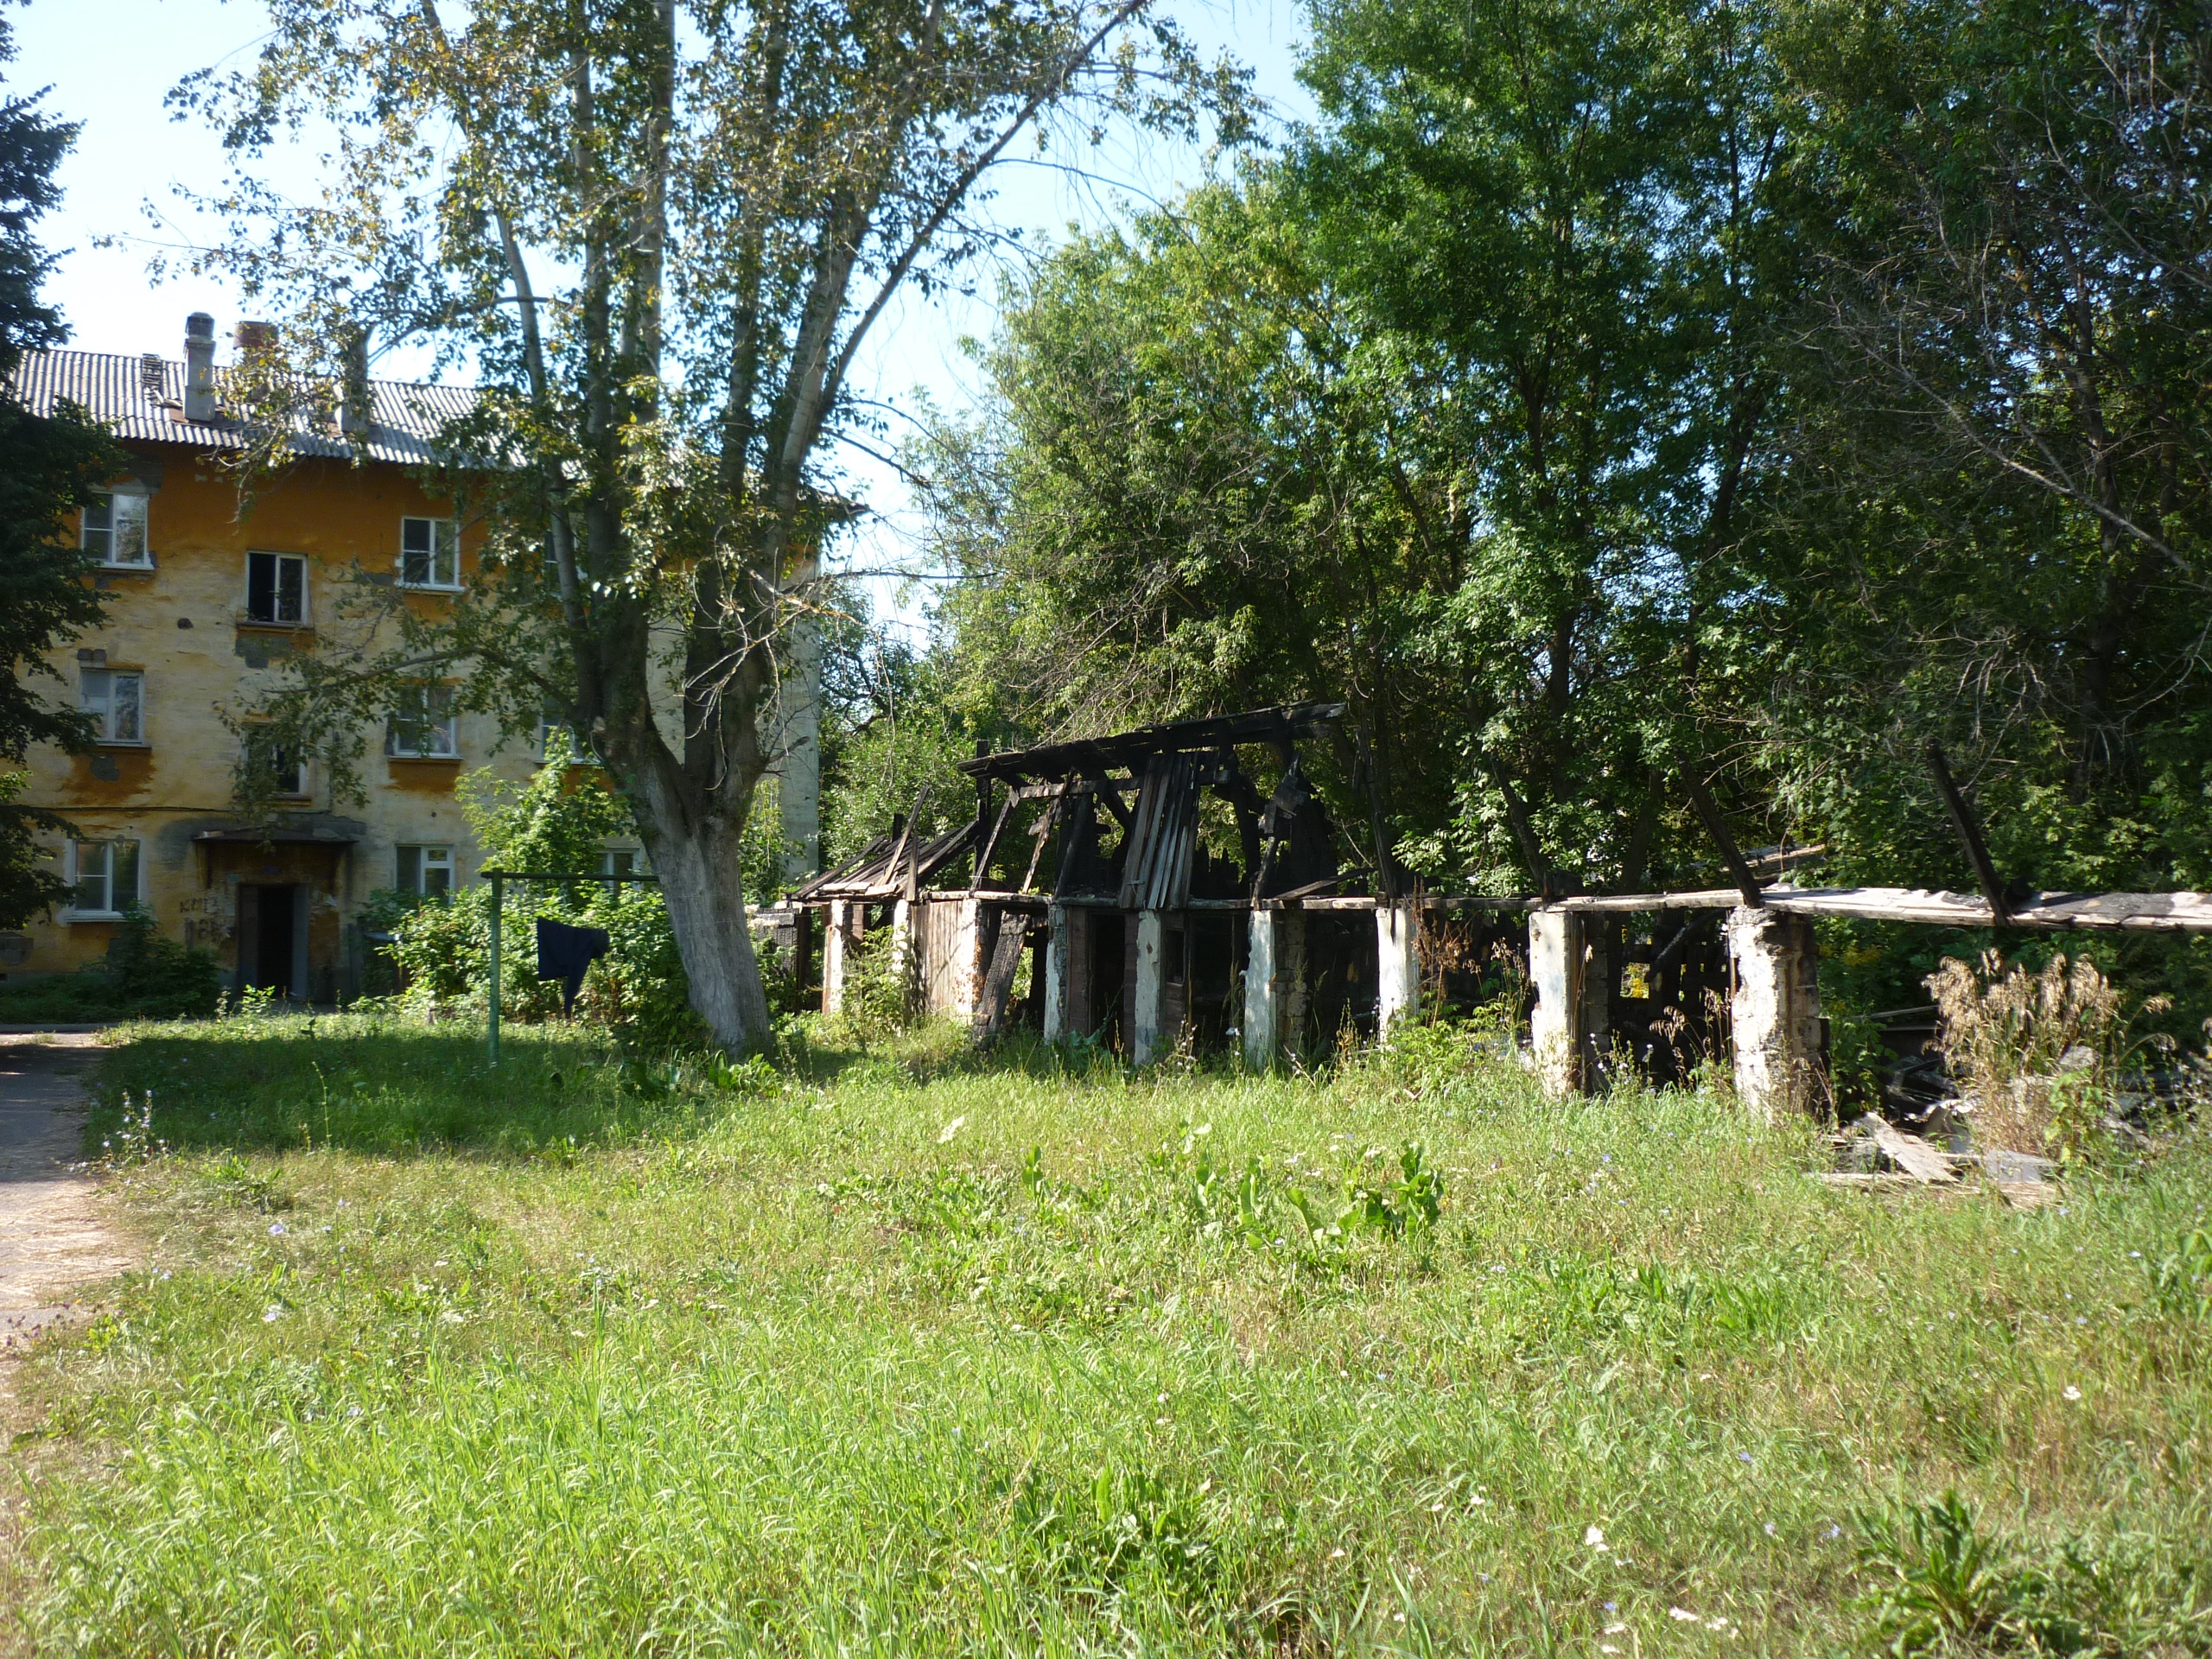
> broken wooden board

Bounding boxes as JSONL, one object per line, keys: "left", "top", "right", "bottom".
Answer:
{"left": 1766, "top": 887, "right": 2212, "bottom": 934}
{"left": 1815, "top": 1172, "right": 1924, "bottom": 1193}
{"left": 975, "top": 917, "right": 1030, "bottom": 1043}
{"left": 1996, "top": 1181, "right": 2057, "bottom": 1211}
{"left": 1865, "top": 1119, "right": 1959, "bottom": 1184}
{"left": 1543, "top": 886, "right": 2212, "bottom": 933}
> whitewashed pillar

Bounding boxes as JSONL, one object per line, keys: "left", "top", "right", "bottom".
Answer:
{"left": 1529, "top": 907, "right": 1577, "bottom": 1097}
{"left": 1375, "top": 902, "right": 1421, "bottom": 1035}
{"left": 1243, "top": 906, "right": 1307, "bottom": 1068}
{"left": 1130, "top": 909, "right": 1168, "bottom": 1065}
{"left": 1726, "top": 906, "right": 1823, "bottom": 1122}
{"left": 1529, "top": 906, "right": 1618, "bottom": 1096}
{"left": 1041, "top": 903, "right": 1071, "bottom": 1043}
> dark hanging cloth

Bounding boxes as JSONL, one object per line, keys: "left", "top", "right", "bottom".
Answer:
{"left": 535, "top": 919, "right": 611, "bottom": 1015}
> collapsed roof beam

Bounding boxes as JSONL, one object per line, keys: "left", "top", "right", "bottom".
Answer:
{"left": 958, "top": 702, "right": 1347, "bottom": 784}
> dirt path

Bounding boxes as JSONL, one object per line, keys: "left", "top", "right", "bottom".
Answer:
{"left": 0, "top": 1033, "right": 130, "bottom": 1655}
{"left": 0, "top": 1034, "right": 128, "bottom": 1364}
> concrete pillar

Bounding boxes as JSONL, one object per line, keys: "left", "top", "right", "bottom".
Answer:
{"left": 822, "top": 899, "right": 861, "bottom": 1014}
{"left": 1130, "top": 909, "right": 1169, "bottom": 1065}
{"left": 1243, "top": 906, "right": 1307, "bottom": 1068}
{"left": 1529, "top": 908, "right": 1579, "bottom": 1097}
{"left": 1042, "top": 903, "right": 1071, "bottom": 1043}
{"left": 1726, "top": 906, "right": 1823, "bottom": 1122}
{"left": 1529, "top": 907, "right": 1612, "bottom": 1097}
{"left": 1375, "top": 902, "right": 1421, "bottom": 1035}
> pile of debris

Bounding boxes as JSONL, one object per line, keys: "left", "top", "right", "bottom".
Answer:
{"left": 1818, "top": 1113, "right": 2060, "bottom": 1209}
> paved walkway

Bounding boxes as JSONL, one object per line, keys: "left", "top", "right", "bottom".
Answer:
{"left": 0, "top": 1036, "right": 128, "bottom": 1360}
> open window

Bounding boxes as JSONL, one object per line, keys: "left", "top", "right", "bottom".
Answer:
{"left": 79, "top": 668, "right": 144, "bottom": 744}
{"left": 242, "top": 728, "right": 309, "bottom": 798}
{"left": 537, "top": 698, "right": 575, "bottom": 762}
{"left": 399, "top": 517, "right": 461, "bottom": 589}
{"left": 397, "top": 844, "right": 454, "bottom": 897}
{"left": 82, "top": 490, "right": 150, "bottom": 568}
{"left": 385, "top": 685, "right": 459, "bottom": 759}
{"left": 67, "top": 839, "right": 141, "bottom": 918}
{"left": 245, "top": 551, "right": 308, "bottom": 624}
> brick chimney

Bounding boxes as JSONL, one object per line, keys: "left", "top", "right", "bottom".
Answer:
{"left": 235, "top": 319, "right": 277, "bottom": 357}
{"left": 183, "top": 312, "right": 217, "bottom": 421}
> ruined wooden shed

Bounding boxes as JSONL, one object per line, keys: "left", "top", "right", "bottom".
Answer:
{"left": 786, "top": 706, "right": 2212, "bottom": 1121}
{"left": 791, "top": 702, "right": 1432, "bottom": 1060}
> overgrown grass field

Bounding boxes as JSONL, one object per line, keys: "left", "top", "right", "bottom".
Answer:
{"left": 10, "top": 1014, "right": 2212, "bottom": 1655}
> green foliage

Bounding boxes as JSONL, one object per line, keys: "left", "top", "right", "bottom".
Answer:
{"left": 1159, "top": 1118, "right": 1444, "bottom": 1257}
{"left": 1853, "top": 1490, "right": 2208, "bottom": 1656}
{"left": 365, "top": 742, "right": 709, "bottom": 1052}
{"left": 458, "top": 729, "right": 638, "bottom": 876}
{"left": 379, "top": 872, "right": 708, "bottom": 1058}
{"left": 916, "top": 0, "right": 1795, "bottom": 892}
{"left": 101, "top": 906, "right": 226, "bottom": 1018}
{"left": 0, "top": 12, "right": 130, "bottom": 926}
{"left": 898, "top": 0, "right": 2211, "bottom": 1041}
{"left": 0, "top": 907, "right": 223, "bottom": 1022}
{"left": 1757, "top": 0, "right": 2212, "bottom": 904}
{"left": 825, "top": 925, "right": 918, "bottom": 1041}
{"left": 2146, "top": 1227, "right": 2212, "bottom": 1320}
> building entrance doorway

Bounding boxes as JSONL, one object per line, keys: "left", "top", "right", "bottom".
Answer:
{"left": 238, "top": 883, "right": 306, "bottom": 998}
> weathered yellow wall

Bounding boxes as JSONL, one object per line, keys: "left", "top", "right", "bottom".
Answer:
{"left": 3, "top": 441, "right": 543, "bottom": 995}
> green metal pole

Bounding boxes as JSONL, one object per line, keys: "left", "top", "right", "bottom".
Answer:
{"left": 487, "top": 871, "right": 502, "bottom": 1066}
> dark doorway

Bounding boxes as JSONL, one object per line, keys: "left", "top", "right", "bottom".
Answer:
{"left": 239, "top": 884, "right": 300, "bottom": 997}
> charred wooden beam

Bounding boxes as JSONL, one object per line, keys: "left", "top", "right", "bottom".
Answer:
{"left": 1681, "top": 771, "right": 1764, "bottom": 909}
{"left": 958, "top": 702, "right": 1346, "bottom": 784}
{"left": 1923, "top": 741, "right": 2014, "bottom": 925}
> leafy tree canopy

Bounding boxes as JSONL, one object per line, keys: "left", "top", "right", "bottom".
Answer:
{"left": 0, "top": 10, "right": 128, "bottom": 928}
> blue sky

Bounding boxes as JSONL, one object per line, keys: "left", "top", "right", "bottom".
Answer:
{"left": 15, "top": 0, "right": 1315, "bottom": 633}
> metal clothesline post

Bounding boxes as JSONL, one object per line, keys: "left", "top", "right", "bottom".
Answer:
{"left": 480, "top": 867, "right": 660, "bottom": 1066}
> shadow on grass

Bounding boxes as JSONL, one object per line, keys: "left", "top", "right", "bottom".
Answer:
{"left": 774, "top": 1018, "right": 1145, "bottom": 1091}
{"left": 86, "top": 1015, "right": 737, "bottom": 1160}
{"left": 87, "top": 1010, "right": 1269, "bottom": 1163}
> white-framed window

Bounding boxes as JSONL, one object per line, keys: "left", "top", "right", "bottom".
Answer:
{"left": 601, "top": 845, "right": 646, "bottom": 897}
{"left": 245, "top": 551, "right": 308, "bottom": 624}
{"left": 397, "top": 844, "right": 454, "bottom": 897}
{"left": 399, "top": 517, "right": 461, "bottom": 589}
{"left": 82, "top": 490, "right": 150, "bottom": 568}
{"left": 79, "top": 668, "right": 144, "bottom": 744}
{"left": 67, "top": 839, "right": 141, "bottom": 918}
{"left": 243, "top": 729, "right": 308, "bottom": 798}
{"left": 385, "top": 685, "right": 459, "bottom": 759}
{"left": 537, "top": 697, "right": 577, "bottom": 763}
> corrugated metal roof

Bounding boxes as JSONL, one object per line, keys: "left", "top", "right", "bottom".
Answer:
{"left": 6, "top": 347, "right": 480, "bottom": 466}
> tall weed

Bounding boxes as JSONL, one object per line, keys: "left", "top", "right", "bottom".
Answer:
{"left": 1925, "top": 951, "right": 2158, "bottom": 1155}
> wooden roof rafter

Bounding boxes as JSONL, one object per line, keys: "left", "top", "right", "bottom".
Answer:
{"left": 958, "top": 702, "right": 1347, "bottom": 785}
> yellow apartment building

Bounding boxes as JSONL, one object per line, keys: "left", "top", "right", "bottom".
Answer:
{"left": 0, "top": 312, "right": 620, "bottom": 1001}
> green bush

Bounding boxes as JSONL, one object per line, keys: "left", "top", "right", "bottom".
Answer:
{"left": 0, "top": 907, "right": 222, "bottom": 1022}
{"left": 365, "top": 736, "right": 787, "bottom": 1055}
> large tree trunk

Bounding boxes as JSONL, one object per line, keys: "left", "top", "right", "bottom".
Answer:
{"left": 646, "top": 815, "right": 772, "bottom": 1052}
